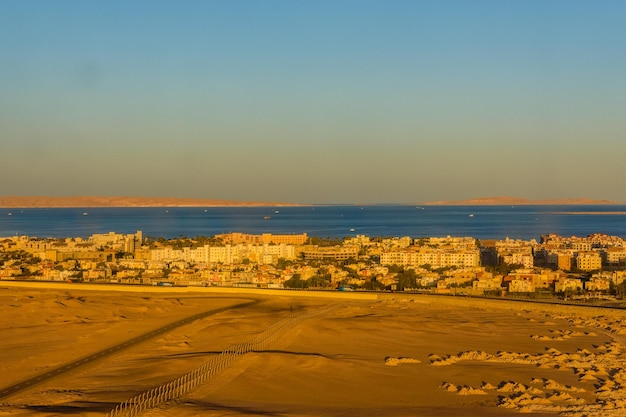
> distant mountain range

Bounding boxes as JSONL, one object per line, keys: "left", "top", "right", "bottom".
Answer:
{"left": 421, "top": 196, "right": 620, "bottom": 206}
{"left": 0, "top": 196, "right": 299, "bottom": 208}
{"left": 0, "top": 195, "right": 620, "bottom": 208}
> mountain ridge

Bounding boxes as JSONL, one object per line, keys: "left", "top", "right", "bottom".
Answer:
{"left": 0, "top": 195, "right": 620, "bottom": 208}
{"left": 421, "top": 196, "right": 620, "bottom": 206}
{"left": 0, "top": 196, "right": 301, "bottom": 208}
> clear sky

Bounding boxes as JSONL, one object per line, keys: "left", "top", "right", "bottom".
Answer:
{"left": 2, "top": 1, "right": 626, "bottom": 204}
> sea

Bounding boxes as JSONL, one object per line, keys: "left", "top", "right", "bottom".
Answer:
{"left": 1, "top": 205, "right": 626, "bottom": 241}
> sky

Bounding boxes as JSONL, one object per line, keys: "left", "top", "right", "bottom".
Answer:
{"left": 1, "top": 1, "right": 626, "bottom": 204}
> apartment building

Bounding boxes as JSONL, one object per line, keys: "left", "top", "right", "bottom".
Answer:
{"left": 602, "top": 247, "right": 626, "bottom": 269}
{"left": 215, "top": 232, "right": 307, "bottom": 245}
{"left": 421, "top": 236, "right": 477, "bottom": 249}
{"left": 576, "top": 251, "right": 602, "bottom": 271}
{"left": 302, "top": 246, "right": 359, "bottom": 261}
{"left": 499, "top": 252, "right": 534, "bottom": 268}
{"left": 380, "top": 247, "right": 480, "bottom": 269}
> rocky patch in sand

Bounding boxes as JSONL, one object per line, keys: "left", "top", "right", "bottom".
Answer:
{"left": 434, "top": 312, "right": 626, "bottom": 416}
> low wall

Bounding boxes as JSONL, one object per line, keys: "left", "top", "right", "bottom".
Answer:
{"left": 0, "top": 280, "right": 378, "bottom": 300}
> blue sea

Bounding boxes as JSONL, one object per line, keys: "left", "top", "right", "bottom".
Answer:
{"left": 1, "top": 205, "right": 626, "bottom": 241}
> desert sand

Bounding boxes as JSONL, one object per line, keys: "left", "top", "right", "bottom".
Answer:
{"left": 1, "top": 285, "right": 626, "bottom": 417}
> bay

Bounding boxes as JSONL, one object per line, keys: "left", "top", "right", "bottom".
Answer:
{"left": 1, "top": 205, "right": 626, "bottom": 241}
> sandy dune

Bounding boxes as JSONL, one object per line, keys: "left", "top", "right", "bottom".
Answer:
{"left": 1, "top": 287, "right": 626, "bottom": 417}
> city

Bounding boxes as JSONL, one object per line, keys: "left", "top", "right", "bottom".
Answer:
{"left": 3, "top": 231, "right": 626, "bottom": 300}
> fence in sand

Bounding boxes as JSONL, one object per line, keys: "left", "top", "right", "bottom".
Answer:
{"left": 105, "top": 304, "right": 334, "bottom": 417}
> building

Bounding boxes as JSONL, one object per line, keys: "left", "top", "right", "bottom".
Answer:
{"left": 576, "top": 252, "right": 602, "bottom": 272}
{"left": 215, "top": 233, "right": 307, "bottom": 246}
{"left": 555, "top": 277, "right": 584, "bottom": 293}
{"left": 380, "top": 247, "right": 480, "bottom": 269}
{"left": 302, "top": 246, "right": 359, "bottom": 261}
{"left": 499, "top": 252, "right": 534, "bottom": 268}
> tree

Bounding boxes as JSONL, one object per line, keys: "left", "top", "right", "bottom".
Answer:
{"left": 306, "top": 236, "right": 343, "bottom": 247}
{"left": 276, "top": 258, "right": 293, "bottom": 270}
{"left": 363, "top": 278, "right": 384, "bottom": 291}
{"left": 307, "top": 274, "right": 331, "bottom": 288}
{"left": 387, "top": 264, "right": 404, "bottom": 273}
{"left": 283, "top": 273, "right": 304, "bottom": 289}
{"left": 396, "top": 270, "right": 417, "bottom": 291}
{"left": 486, "top": 263, "right": 524, "bottom": 276}
{"left": 612, "top": 281, "right": 626, "bottom": 299}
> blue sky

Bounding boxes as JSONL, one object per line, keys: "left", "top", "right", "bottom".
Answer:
{"left": 2, "top": 1, "right": 626, "bottom": 204}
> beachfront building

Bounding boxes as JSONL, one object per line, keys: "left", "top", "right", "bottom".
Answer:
{"left": 215, "top": 232, "right": 307, "bottom": 245}
{"left": 418, "top": 236, "right": 477, "bottom": 249}
{"left": 380, "top": 236, "right": 412, "bottom": 249}
{"left": 588, "top": 233, "right": 626, "bottom": 248}
{"left": 344, "top": 235, "right": 373, "bottom": 247}
{"left": 90, "top": 231, "right": 142, "bottom": 253}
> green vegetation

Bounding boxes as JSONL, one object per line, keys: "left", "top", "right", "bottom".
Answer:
{"left": 395, "top": 269, "right": 417, "bottom": 291}
{"left": 485, "top": 263, "right": 525, "bottom": 276}
{"left": 305, "top": 236, "right": 343, "bottom": 247}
